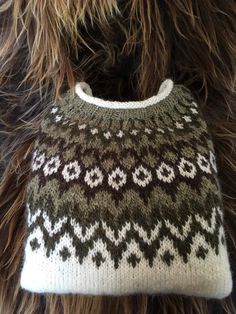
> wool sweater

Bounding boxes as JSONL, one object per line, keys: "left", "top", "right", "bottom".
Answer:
{"left": 20, "top": 79, "right": 232, "bottom": 298}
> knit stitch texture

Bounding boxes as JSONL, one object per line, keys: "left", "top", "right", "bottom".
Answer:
{"left": 20, "top": 79, "right": 232, "bottom": 298}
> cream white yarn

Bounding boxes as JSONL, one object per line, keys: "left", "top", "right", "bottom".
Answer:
{"left": 75, "top": 79, "right": 174, "bottom": 109}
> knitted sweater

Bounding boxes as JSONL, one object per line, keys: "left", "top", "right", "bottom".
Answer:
{"left": 20, "top": 79, "right": 232, "bottom": 298}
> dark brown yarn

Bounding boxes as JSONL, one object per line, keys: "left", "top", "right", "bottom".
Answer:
{"left": 0, "top": 0, "right": 235, "bottom": 313}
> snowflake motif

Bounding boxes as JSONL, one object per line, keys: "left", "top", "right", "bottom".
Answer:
{"left": 157, "top": 128, "right": 165, "bottom": 134}
{"left": 144, "top": 128, "right": 152, "bottom": 134}
{"left": 190, "top": 108, "right": 198, "bottom": 114}
{"left": 108, "top": 167, "right": 127, "bottom": 190}
{"left": 51, "top": 107, "right": 58, "bottom": 114}
{"left": 84, "top": 167, "right": 104, "bottom": 188}
{"left": 175, "top": 122, "right": 184, "bottom": 129}
{"left": 130, "top": 129, "right": 138, "bottom": 135}
{"left": 178, "top": 158, "right": 197, "bottom": 179}
{"left": 43, "top": 156, "right": 61, "bottom": 176}
{"left": 62, "top": 161, "right": 81, "bottom": 182}
{"left": 104, "top": 131, "right": 112, "bottom": 139}
{"left": 156, "top": 162, "right": 175, "bottom": 183}
{"left": 183, "top": 115, "right": 192, "bottom": 122}
{"left": 91, "top": 128, "right": 98, "bottom": 135}
{"left": 209, "top": 151, "right": 217, "bottom": 172}
{"left": 55, "top": 115, "right": 62, "bottom": 122}
{"left": 132, "top": 165, "right": 152, "bottom": 187}
{"left": 197, "top": 153, "right": 211, "bottom": 173}
{"left": 116, "top": 130, "right": 124, "bottom": 138}
{"left": 78, "top": 124, "right": 87, "bottom": 130}
{"left": 32, "top": 152, "right": 45, "bottom": 171}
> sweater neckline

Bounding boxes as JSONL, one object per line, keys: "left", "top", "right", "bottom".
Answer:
{"left": 63, "top": 78, "right": 188, "bottom": 121}
{"left": 75, "top": 79, "right": 174, "bottom": 110}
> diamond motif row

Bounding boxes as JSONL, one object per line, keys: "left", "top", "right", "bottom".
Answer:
{"left": 31, "top": 150, "right": 217, "bottom": 190}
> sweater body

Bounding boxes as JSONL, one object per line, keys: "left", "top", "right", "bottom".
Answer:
{"left": 20, "top": 80, "right": 232, "bottom": 298}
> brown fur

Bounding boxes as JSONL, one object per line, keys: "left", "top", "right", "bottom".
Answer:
{"left": 0, "top": 1, "right": 235, "bottom": 313}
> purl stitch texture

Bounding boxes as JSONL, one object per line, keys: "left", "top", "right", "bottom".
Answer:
{"left": 20, "top": 79, "right": 232, "bottom": 298}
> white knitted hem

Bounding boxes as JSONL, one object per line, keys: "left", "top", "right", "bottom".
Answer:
{"left": 20, "top": 230, "right": 232, "bottom": 298}
{"left": 75, "top": 79, "right": 174, "bottom": 109}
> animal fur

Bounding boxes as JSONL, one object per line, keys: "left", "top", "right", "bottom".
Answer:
{"left": 0, "top": 1, "right": 235, "bottom": 313}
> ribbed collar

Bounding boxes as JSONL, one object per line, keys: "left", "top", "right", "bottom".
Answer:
{"left": 75, "top": 79, "right": 174, "bottom": 109}
{"left": 63, "top": 79, "right": 188, "bottom": 120}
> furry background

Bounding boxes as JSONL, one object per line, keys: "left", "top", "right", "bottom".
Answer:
{"left": 0, "top": 1, "right": 235, "bottom": 313}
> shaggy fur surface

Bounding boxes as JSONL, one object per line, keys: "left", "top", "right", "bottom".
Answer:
{"left": 0, "top": 1, "right": 235, "bottom": 313}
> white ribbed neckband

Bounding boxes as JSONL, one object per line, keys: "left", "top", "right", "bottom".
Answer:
{"left": 75, "top": 79, "right": 174, "bottom": 109}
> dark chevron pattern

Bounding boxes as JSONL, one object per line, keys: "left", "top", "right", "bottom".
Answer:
{"left": 26, "top": 198, "right": 224, "bottom": 268}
